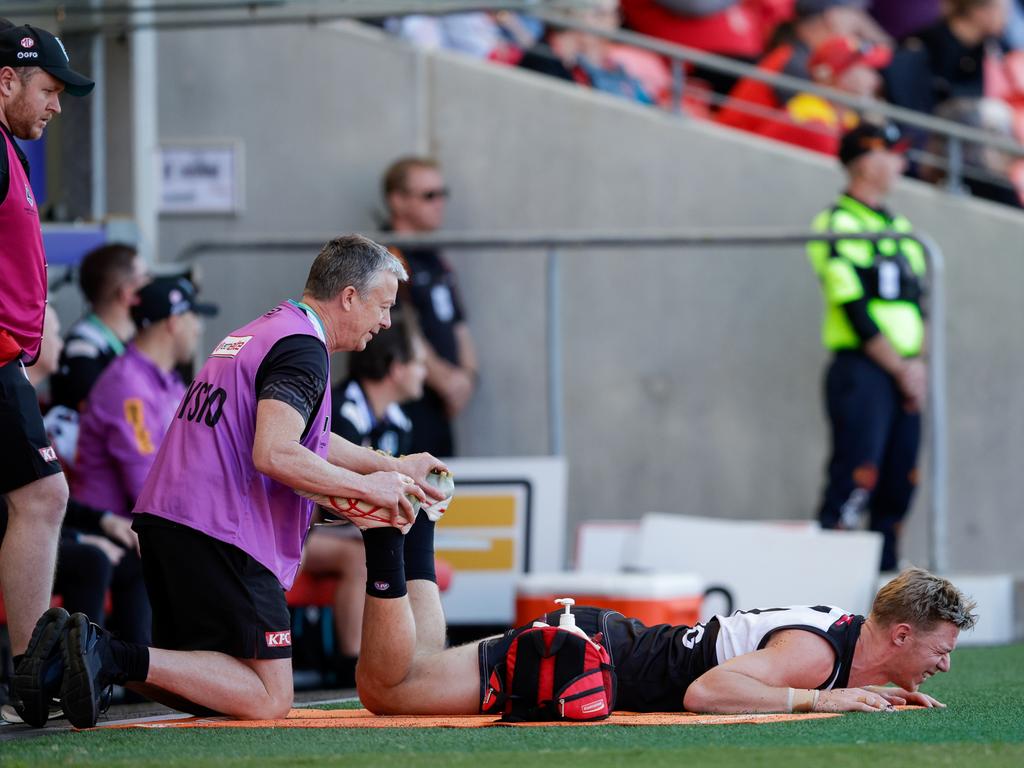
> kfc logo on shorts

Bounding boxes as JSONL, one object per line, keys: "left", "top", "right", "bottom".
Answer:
{"left": 20, "top": 37, "right": 35, "bottom": 48}
{"left": 265, "top": 630, "right": 291, "bottom": 648}
{"left": 38, "top": 446, "right": 57, "bottom": 463}
{"left": 374, "top": 581, "right": 390, "bottom": 592}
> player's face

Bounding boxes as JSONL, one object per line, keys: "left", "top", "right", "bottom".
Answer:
{"left": 892, "top": 621, "right": 959, "bottom": 691}
{"left": 353, "top": 272, "right": 398, "bottom": 351}
{"left": 3, "top": 68, "right": 63, "bottom": 141}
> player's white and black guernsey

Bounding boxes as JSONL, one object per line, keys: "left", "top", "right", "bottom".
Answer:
{"left": 481, "top": 605, "right": 864, "bottom": 713}
{"left": 607, "top": 604, "right": 864, "bottom": 711}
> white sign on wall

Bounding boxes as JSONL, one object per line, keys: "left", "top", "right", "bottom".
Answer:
{"left": 438, "top": 457, "right": 567, "bottom": 625}
{"left": 159, "top": 142, "right": 243, "bottom": 214}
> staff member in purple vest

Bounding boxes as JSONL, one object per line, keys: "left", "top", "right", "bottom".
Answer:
{"left": 0, "top": 18, "right": 93, "bottom": 728}
{"left": 24, "top": 235, "right": 449, "bottom": 729}
{"left": 73, "top": 276, "right": 215, "bottom": 519}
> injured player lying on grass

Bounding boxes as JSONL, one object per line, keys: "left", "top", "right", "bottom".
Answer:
{"left": 355, "top": 534, "right": 977, "bottom": 719}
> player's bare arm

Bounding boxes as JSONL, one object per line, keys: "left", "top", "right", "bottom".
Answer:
{"left": 683, "top": 629, "right": 892, "bottom": 714}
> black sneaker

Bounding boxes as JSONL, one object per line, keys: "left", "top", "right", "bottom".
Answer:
{"left": 59, "top": 613, "right": 126, "bottom": 729}
{"left": 11, "top": 607, "right": 70, "bottom": 728}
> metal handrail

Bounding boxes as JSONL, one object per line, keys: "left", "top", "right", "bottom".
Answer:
{"left": 40, "top": 0, "right": 1024, "bottom": 188}
{"left": 531, "top": 8, "right": 1024, "bottom": 159}
{"left": 178, "top": 228, "right": 950, "bottom": 574}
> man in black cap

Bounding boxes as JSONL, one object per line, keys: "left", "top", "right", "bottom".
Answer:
{"left": 807, "top": 119, "right": 928, "bottom": 572}
{"left": 73, "top": 276, "right": 218, "bottom": 524}
{"left": 0, "top": 18, "right": 94, "bottom": 727}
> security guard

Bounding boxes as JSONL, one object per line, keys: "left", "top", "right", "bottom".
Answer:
{"left": 808, "top": 120, "right": 927, "bottom": 572}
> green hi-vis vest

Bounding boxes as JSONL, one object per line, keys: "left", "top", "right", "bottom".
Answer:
{"left": 807, "top": 194, "right": 926, "bottom": 357}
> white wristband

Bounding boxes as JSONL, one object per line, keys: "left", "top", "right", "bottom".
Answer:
{"left": 786, "top": 687, "right": 795, "bottom": 713}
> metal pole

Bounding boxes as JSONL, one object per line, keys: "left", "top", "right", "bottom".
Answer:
{"left": 919, "top": 233, "right": 948, "bottom": 573}
{"left": 131, "top": 0, "right": 158, "bottom": 261}
{"left": 670, "top": 58, "right": 685, "bottom": 117}
{"left": 547, "top": 247, "right": 564, "bottom": 456}
{"left": 90, "top": 3, "right": 107, "bottom": 222}
{"left": 945, "top": 137, "right": 965, "bottom": 195}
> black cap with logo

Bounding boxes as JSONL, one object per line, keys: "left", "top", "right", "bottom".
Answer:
{"left": 839, "top": 120, "right": 909, "bottom": 166}
{"left": 0, "top": 22, "right": 94, "bottom": 97}
{"left": 132, "top": 276, "right": 219, "bottom": 330}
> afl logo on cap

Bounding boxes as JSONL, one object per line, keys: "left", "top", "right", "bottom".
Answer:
{"left": 20, "top": 37, "right": 34, "bottom": 48}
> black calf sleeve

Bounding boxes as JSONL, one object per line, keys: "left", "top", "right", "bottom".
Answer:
{"left": 362, "top": 527, "right": 407, "bottom": 599}
{"left": 403, "top": 513, "right": 436, "bottom": 583}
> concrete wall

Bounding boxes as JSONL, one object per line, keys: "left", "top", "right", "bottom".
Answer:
{"left": 149, "top": 22, "right": 1024, "bottom": 573}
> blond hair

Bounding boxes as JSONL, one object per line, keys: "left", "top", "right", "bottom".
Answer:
{"left": 870, "top": 568, "right": 977, "bottom": 631}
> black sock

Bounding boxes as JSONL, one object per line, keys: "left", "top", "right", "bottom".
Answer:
{"left": 105, "top": 634, "right": 150, "bottom": 684}
{"left": 404, "top": 513, "right": 437, "bottom": 583}
{"left": 362, "top": 528, "right": 407, "bottom": 599}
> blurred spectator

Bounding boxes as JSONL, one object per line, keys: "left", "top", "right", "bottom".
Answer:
{"left": 621, "top": 0, "right": 793, "bottom": 59}
{"left": 73, "top": 277, "right": 215, "bottom": 518}
{"left": 924, "top": 96, "right": 1024, "bottom": 206}
{"left": 620, "top": 0, "right": 794, "bottom": 93}
{"left": 51, "top": 244, "right": 148, "bottom": 413}
{"left": 1004, "top": 0, "right": 1024, "bottom": 48}
{"left": 299, "top": 312, "right": 427, "bottom": 683}
{"left": 887, "top": 0, "right": 1010, "bottom": 116}
{"left": 383, "top": 12, "right": 544, "bottom": 63}
{"left": 383, "top": 157, "right": 477, "bottom": 457}
{"left": 717, "top": 0, "right": 889, "bottom": 133}
{"left": 761, "top": 35, "right": 891, "bottom": 153}
{"left": 808, "top": 121, "right": 927, "bottom": 572}
{"left": 868, "top": 0, "right": 942, "bottom": 40}
{"left": 519, "top": 0, "right": 668, "bottom": 104}
{"left": 384, "top": 13, "right": 506, "bottom": 59}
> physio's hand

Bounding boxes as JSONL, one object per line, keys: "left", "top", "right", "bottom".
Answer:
{"left": 816, "top": 687, "right": 897, "bottom": 713}
{"left": 397, "top": 454, "right": 450, "bottom": 501}
{"left": 79, "top": 534, "right": 126, "bottom": 566}
{"left": 866, "top": 685, "right": 945, "bottom": 708}
{"left": 362, "top": 470, "right": 425, "bottom": 527}
{"left": 100, "top": 513, "right": 140, "bottom": 556}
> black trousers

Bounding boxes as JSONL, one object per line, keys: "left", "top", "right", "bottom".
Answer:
{"left": 817, "top": 351, "right": 921, "bottom": 571}
{"left": 54, "top": 541, "right": 151, "bottom": 646}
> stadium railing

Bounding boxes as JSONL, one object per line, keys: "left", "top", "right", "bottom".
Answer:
{"left": 45, "top": 0, "right": 1024, "bottom": 196}
{"left": 179, "top": 228, "right": 951, "bottom": 575}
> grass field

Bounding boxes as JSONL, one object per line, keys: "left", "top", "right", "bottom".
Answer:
{"left": 3, "top": 643, "right": 1023, "bottom": 767}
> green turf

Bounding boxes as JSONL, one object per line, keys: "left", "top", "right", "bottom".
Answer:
{"left": 3, "top": 644, "right": 1023, "bottom": 768}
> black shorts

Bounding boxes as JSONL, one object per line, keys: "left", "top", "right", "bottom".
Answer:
{"left": 0, "top": 359, "right": 63, "bottom": 495}
{"left": 478, "top": 607, "right": 720, "bottom": 713}
{"left": 134, "top": 514, "right": 293, "bottom": 660}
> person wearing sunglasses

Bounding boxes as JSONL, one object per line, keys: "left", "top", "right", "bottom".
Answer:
{"left": 381, "top": 156, "right": 478, "bottom": 458}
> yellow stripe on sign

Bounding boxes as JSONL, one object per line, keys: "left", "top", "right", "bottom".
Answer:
{"left": 437, "top": 495, "right": 516, "bottom": 528}
{"left": 436, "top": 539, "right": 515, "bottom": 571}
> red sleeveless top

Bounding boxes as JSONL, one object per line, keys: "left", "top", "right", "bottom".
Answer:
{"left": 0, "top": 122, "right": 47, "bottom": 365}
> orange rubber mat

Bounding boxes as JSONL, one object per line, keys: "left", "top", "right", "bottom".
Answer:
{"left": 106, "top": 707, "right": 845, "bottom": 730}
